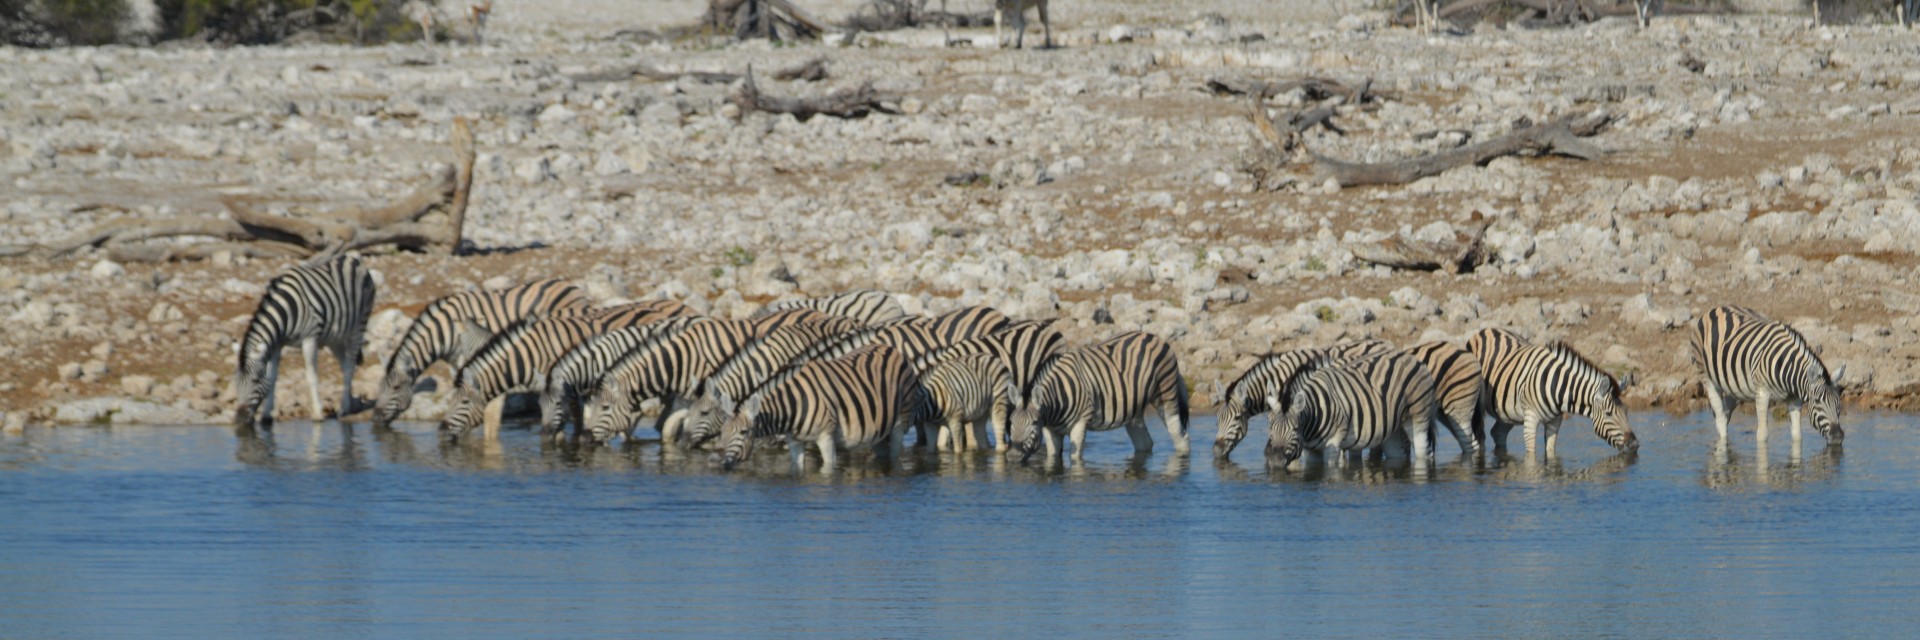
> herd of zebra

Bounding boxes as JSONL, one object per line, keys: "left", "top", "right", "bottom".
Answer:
{"left": 230, "top": 253, "right": 1848, "bottom": 473}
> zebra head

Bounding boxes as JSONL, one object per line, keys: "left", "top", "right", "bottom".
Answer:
{"left": 1212, "top": 381, "right": 1258, "bottom": 460}
{"left": 371, "top": 357, "right": 421, "bottom": 429}
{"left": 1808, "top": 364, "right": 1844, "bottom": 444}
{"left": 1008, "top": 405, "right": 1042, "bottom": 462}
{"left": 232, "top": 342, "right": 277, "bottom": 431}
{"left": 1584, "top": 381, "right": 1637, "bottom": 452}
{"left": 583, "top": 385, "right": 639, "bottom": 444}
{"left": 439, "top": 387, "right": 487, "bottom": 438}
{"left": 681, "top": 390, "right": 729, "bottom": 450}
{"left": 1262, "top": 391, "right": 1306, "bottom": 469}
{"left": 717, "top": 393, "right": 761, "bottom": 471}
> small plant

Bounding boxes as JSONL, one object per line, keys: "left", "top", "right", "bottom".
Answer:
{"left": 931, "top": 227, "right": 950, "bottom": 238}
{"left": 869, "top": 160, "right": 886, "bottom": 171}
{"left": 88, "top": 408, "right": 119, "bottom": 426}
{"left": 1304, "top": 256, "right": 1327, "bottom": 272}
{"left": 710, "top": 266, "right": 725, "bottom": 279}
{"left": 1192, "top": 247, "right": 1208, "bottom": 269}
{"left": 724, "top": 246, "right": 756, "bottom": 268}
{"left": 1314, "top": 305, "right": 1337, "bottom": 323}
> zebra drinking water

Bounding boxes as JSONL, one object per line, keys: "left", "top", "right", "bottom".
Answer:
{"left": 1467, "top": 328, "right": 1638, "bottom": 459}
{"left": 1263, "top": 350, "right": 1439, "bottom": 470}
{"left": 233, "top": 253, "right": 377, "bottom": 431}
{"left": 1689, "top": 305, "right": 1843, "bottom": 445}
{"left": 539, "top": 316, "right": 701, "bottom": 442}
{"left": 1212, "top": 340, "right": 1392, "bottom": 460}
{"left": 717, "top": 344, "right": 921, "bottom": 474}
{"left": 372, "top": 278, "right": 587, "bottom": 428}
{"left": 1009, "top": 331, "right": 1190, "bottom": 462}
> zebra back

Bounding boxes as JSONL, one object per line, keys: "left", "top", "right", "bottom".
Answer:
{"left": 751, "top": 290, "right": 906, "bottom": 325}
{"left": 234, "top": 253, "right": 376, "bottom": 427}
{"left": 719, "top": 343, "right": 918, "bottom": 469}
{"left": 1470, "top": 328, "right": 1636, "bottom": 451}
{"left": 373, "top": 277, "right": 584, "bottom": 426}
{"left": 926, "top": 305, "right": 1010, "bottom": 343}
{"left": 915, "top": 352, "right": 1010, "bottom": 427}
{"left": 1689, "top": 305, "right": 1842, "bottom": 441}
{"left": 577, "top": 299, "right": 699, "bottom": 331}
{"left": 540, "top": 316, "right": 701, "bottom": 436}
{"left": 1405, "top": 341, "right": 1485, "bottom": 454}
{"left": 1212, "top": 340, "right": 1391, "bottom": 459}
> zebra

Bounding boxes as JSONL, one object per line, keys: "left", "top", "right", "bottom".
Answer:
{"left": 1467, "top": 328, "right": 1638, "bottom": 458}
{"left": 915, "top": 352, "right": 1012, "bottom": 452}
{"left": 751, "top": 290, "right": 905, "bottom": 325}
{"left": 372, "top": 278, "right": 587, "bottom": 429}
{"left": 233, "top": 253, "right": 377, "bottom": 431}
{"left": 1263, "top": 350, "right": 1439, "bottom": 470}
{"left": 906, "top": 318, "right": 1068, "bottom": 452}
{"left": 1009, "top": 331, "right": 1190, "bottom": 462}
{"left": 539, "top": 315, "right": 701, "bottom": 442}
{"left": 1688, "top": 306, "right": 1844, "bottom": 445}
{"left": 441, "top": 315, "right": 622, "bottom": 439}
{"left": 1405, "top": 341, "right": 1486, "bottom": 457}
{"left": 993, "top": 0, "right": 1051, "bottom": 49}
{"left": 1212, "top": 340, "right": 1392, "bottom": 460}
{"left": 677, "top": 315, "right": 866, "bottom": 449}
{"left": 717, "top": 344, "right": 921, "bottom": 473}
{"left": 579, "top": 317, "right": 759, "bottom": 444}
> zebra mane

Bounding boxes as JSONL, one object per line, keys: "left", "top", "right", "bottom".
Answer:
{"left": 455, "top": 314, "right": 549, "bottom": 386}
{"left": 559, "top": 316, "right": 698, "bottom": 392}
{"left": 1272, "top": 351, "right": 1332, "bottom": 414}
{"left": 1542, "top": 341, "right": 1621, "bottom": 397}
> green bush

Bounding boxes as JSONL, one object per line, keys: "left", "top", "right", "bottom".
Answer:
{"left": 1, "top": 0, "right": 131, "bottom": 47}
{"left": 155, "top": 0, "right": 425, "bottom": 45}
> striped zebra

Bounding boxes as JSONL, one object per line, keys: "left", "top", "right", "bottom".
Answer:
{"left": 233, "top": 253, "right": 377, "bottom": 431}
{"left": 1263, "top": 350, "right": 1439, "bottom": 469}
{"left": 1405, "top": 341, "right": 1486, "bottom": 457}
{"left": 539, "top": 316, "right": 701, "bottom": 442}
{"left": 678, "top": 315, "right": 866, "bottom": 448}
{"left": 1009, "top": 331, "right": 1190, "bottom": 462}
{"left": 717, "top": 344, "right": 921, "bottom": 473}
{"left": 1688, "top": 306, "right": 1843, "bottom": 444}
{"left": 1212, "top": 340, "right": 1392, "bottom": 459}
{"left": 441, "top": 315, "right": 626, "bottom": 438}
{"left": 752, "top": 290, "right": 905, "bottom": 325}
{"left": 372, "top": 278, "right": 587, "bottom": 429}
{"left": 579, "top": 317, "right": 758, "bottom": 444}
{"left": 1467, "top": 328, "right": 1638, "bottom": 458}
{"left": 915, "top": 353, "right": 1012, "bottom": 452}
{"left": 566, "top": 299, "right": 698, "bottom": 326}
{"left": 904, "top": 319, "right": 1068, "bottom": 451}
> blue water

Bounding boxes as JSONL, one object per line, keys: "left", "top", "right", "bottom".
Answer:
{"left": 2, "top": 412, "right": 1916, "bottom": 638}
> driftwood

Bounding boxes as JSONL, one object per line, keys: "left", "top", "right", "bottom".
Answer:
{"left": 571, "top": 57, "right": 828, "bottom": 85}
{"left": 1237, "top": 96, "right": 1353, "bottom": 191}
{"left": 1351, "top": 215, "right": 1493, "bottom": 274}
{"left": 730, "top": 69, "right": 899, "bottom": 121}
{"left": 1308, "top": 113, "right": 1616, "bottom": 187}
{"left": 1206, "top": 76, "right": 1394, "bottom": 105}
{"left": 5, "top": 119, "right": 478, "bottom": 262}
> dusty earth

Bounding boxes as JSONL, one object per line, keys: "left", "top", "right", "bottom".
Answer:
{"left": 2, "top": 0, "right": 1918, "bottom": 429}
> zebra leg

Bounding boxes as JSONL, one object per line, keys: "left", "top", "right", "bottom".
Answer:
{"left": 1543, "top": 418, "right": 1562, "bottom": 459}
{"left": 968, "top": 417, "right": 989, "bottom": 452}
{"left": 816, "top": 431, "right": 839, "bottom": 474}
{"left": 1158, "top": 401, "right": 1189, "bottom": 455}
{"left": 1755, "top": 393, "right": 1771, "bottom": 444}
{"left": 1490, "top": 421, "right": 1512, "bottom": 452}
{"left": 1788, "top": 405, "right": 1803, "bottom": 444}
{"left": 330, "top": 342, "right": 358, "bottom": 419}
{"left": 992, "top": 398, "right": 1011, "bottom": 453}
{"left": 482, "top": 395, "right": 506, "bottom": 440}
{"left": 259, "top": 356, "right": 281, "bottom": 430}
{"left": 935, "top": 420, "right": 953, "bottom": 452}
{"left": 786, "top": 435, "right": 805, "bottom": 471}
{"left": 1704, "top": 383, "right": 1729, "bottom": 441}
{"left": 302, "top": 337, "right": 327, "bottom": 421}
{"left": 1408, "top": 417, "right": 1431, "bottom": 465}
{"left": 1124, "top": 419, "right": 1153, "bottom": 456}
{"left": 1068, "top": 421, "right": 1090, "bottom": 462}
{"left": 1522, "top": 414, "right": 1541, "bottom": 461}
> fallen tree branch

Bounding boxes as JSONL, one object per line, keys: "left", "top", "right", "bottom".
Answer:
{"left": 572, "top": 57, "right": 829, "bottom": 85}
{"left": 730, "top": 68, "right": 899, "bottom": 121}
{"left": 1309, "top": 113, "right": 1616, "bottom": 187}
{"left": 1351, "top": 215, "right": 1493, "bottom": 274}
{"left": 1206, "top": 76, "right": 1395, "bottom": 104}
{"left": 4, "top": 118, "right": 478, "bottom": 263}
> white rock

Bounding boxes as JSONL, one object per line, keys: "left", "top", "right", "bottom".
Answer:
{"left": 89, "top": 260, "right": 125, "bottom": 280}
{"left": 221, "top": 278, "right": 263, "bottom": 297}
{"left": 121, "top": 375, "right": 156, "bottom": 397}
{"left": 483, "top": 276, "right": 513, "bottom": 291}
{"left": 8, "top": 301, "right": 54, "bottom": 327}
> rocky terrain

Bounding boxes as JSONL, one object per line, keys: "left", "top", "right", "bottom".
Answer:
{"left": 2, "top": 0, "right": 1918, "bottom": 430}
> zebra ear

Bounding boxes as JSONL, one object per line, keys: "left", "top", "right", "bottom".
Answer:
{"left": 714, "top": 389, "right": 733, "bottom": 410}
{"left": 1831, "top": 364, "right": 1847, "bottom": 389}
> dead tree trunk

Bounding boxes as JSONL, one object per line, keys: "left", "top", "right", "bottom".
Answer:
{"left": 1350, "top": 216, "right": 1493, "bottom": 274}
{"left": 729, "top": 68, "right": 899, "bottom": 121}
{"left": 6, "top": 118, "right": 479, "bottom": 262}
{"left": 1308, "top": 113, "right": 1615, "bottom": 187}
